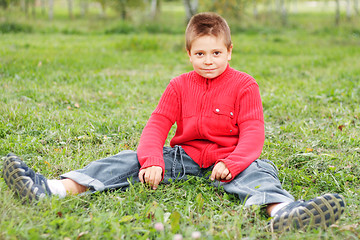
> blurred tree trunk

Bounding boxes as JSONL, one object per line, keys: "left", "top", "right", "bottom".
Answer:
{"left": 335, "top": 0, "right": 340, "bottom": 25}
{"left": 184, "top": 0, "right": 198, "bottom": 22}
{"left": 80, "top": 0, "right": 89, "bottom": 16}
{"left": 119, "top": 0, "right": 126, "bottom": 19}
{"left": 24, "top": 0, "right": 29, "bottom": 16}
{"left": 49, "top": 0, "right": 54, "bottom": 20}
{"left": 41, "top": 0, "right": 46, "bottom": 15}
{"left": 99, "top": 0, "right": 107, "bottom": 18}
{"left": 31, "top": 0, "right": 35, "bottom": 17}
{"left": 253, "top": 0, "right": 258, "bottom": 19}
{"left": 68, "top": 0, "right": 73, "bottom": 19}
{"left": 355, "top": 0, "right": 359, "bottom": 14}
{"left": 266, "top": 0, "right": 273, "bottom": 20}
{"left": 150, "top": 0, "right": 161, "bottom": 20}
{"left": 292, "top": 0, "right": 298, "bottom": 14}
{"left": 112, "top": 0, "right": 144, "bottom": 20}
{"left": 279, "top": 0, "right": 287, "bottom": 25}
{"left": 23, "top": 0, "right": 35, "bottom": 17}
{"left": 346, "top": 0, "right": 352, "bottom": 20}
{"left": 267, "top": 0, "right": 273, "bottom": 12}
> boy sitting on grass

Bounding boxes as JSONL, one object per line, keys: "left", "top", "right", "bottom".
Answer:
{"left": 2, "top": 12, "right": 345, "bottom": 232}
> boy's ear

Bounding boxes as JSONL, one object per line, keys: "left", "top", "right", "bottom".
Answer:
{"left": 187, "top": 50, "right": 192, "bottom": 62}
{"left": 227, "top": 44, "right": 233, "bottom": 61}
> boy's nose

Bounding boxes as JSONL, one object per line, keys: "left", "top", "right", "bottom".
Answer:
{"left": 204, "top": 56, "right": 213, "bottom": 65}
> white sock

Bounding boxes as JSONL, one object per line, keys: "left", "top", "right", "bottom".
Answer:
{"left": 47, "top": 179, "right": 67, "bottom": 199}
{"left": 270, "top": 202, "right": 291, "bottom": 217}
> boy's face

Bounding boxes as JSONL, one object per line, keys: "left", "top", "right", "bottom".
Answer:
{"left": 187, "top": 35, "right": 232, "bottom": 79}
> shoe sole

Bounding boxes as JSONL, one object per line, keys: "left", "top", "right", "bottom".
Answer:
{"left": 3, "top": 154, "right": 46, "bottom": 202}
{"left": 270, "top": 193, "right": 346, "bottom": 232}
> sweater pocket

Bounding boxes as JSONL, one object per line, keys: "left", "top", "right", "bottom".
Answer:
{"left": 208, "top": 104, "right": 237, "bottom": 135}
{"left": 212, "top": 105, "right": 235, "bottom": 119}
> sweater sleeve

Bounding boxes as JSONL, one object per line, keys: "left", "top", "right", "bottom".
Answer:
{"left": 216, "top": 83, "right": 265, "bottom": 182}
{"left": 137, "top": 82, "right": 179, "bottom": 176}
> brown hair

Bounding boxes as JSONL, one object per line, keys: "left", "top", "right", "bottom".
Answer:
{"left": 185, "top": 12, "right": 232, "bottom": 51}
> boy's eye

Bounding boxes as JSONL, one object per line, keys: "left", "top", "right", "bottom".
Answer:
{"left": 196, "top": 52, "right": 204, "bottom": 56}
{"left": 214, "top": 51, "right": 221, "bottom": 56}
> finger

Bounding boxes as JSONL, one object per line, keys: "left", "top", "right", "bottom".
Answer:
{"left": 152, "top": 173, "right": 162, "bottom": 190}
{"left": 220, "top": 168, "right": 230, "bottom": 180}
{"left": 153, "top": 167, "right": 163, "bottom": 190}
{"left": 151, "top": 168, "right": 163, "bottom": 190}
{"left": 210, "top": 172, "right": 215, "bottom": 181}
{"left": 210, "top": 165, "right": 219, "bottom": 181}
{"left": 147, "top": 168, "right": 159, "bottom": 189}
{"left": 148, "top": 170, "right": 156, "bottom": 189}
{"left": 144, "top": 169, "right": 151, "bottom": 186}
{"left": 215, "top": 164, "right": 225, "bottom": 181}
{"left": 211, "top": 163, "right": 222, "bottom": 181}
{"left": 225, "top": 172, "right": 232, "bottom": 180}
{"left": 138, "top": 170, "right": 145, "bottom": 184}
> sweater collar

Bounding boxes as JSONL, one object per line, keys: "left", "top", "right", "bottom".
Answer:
{"left": 192, "top": 64, "right": 232, "bottom": 88}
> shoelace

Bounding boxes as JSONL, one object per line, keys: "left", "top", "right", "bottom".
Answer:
{"left": 25, "top": 167, "right": 52, "bottom": 196}
{"left": 35, "top": 174, "right": 52, "bottom": 195}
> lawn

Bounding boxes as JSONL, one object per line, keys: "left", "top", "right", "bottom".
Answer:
{"left": 0, "top": 7, "right": 360, "bottom": 240}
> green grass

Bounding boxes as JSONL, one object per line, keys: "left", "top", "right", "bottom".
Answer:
{"left": 1, "top": 7, "right": 360, "bottom": 240}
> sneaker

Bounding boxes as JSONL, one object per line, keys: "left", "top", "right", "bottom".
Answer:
{"left": 269, "top": 193, "right": 346, "bottom": 232}
{"left": 2, "top": 153, "right": 52, "bottom": 202}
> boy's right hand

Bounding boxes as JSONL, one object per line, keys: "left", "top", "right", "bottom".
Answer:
{"left": 138, "top": 166, "right": 163, "bottom": 190}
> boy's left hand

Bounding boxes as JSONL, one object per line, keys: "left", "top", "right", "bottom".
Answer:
{"left": 210, "top": 161, "right": 232, "bottom": 181}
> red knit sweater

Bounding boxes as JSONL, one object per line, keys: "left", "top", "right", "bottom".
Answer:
{"left": 137, "top": 65, "right": 265, "bottom": 182}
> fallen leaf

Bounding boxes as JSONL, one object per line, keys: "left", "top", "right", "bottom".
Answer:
{"left": 339, "top": 224, "right": 359, "bottom": 231}
{"left": 44, "top": 161, "right": 51, "bottom": 167}
{"left": 306, "top": 148, "right": 313, "bottom": 152}
{"left": 119, "top": 215, "right": 134, "bottom": 223}
{"left": 195, "top": 193, "right": 204, "bottom": 211}
{"left": 170, "top": 211, "right": 181, "bottom": 233}
{"left": 338, "top": 125, "right": 345, "bottom": 131}
{"left": 332, "top": 223, "right": 359, "bottom": 232}
{"left": 76, "top": 231, "right": 89, "bottom": 240}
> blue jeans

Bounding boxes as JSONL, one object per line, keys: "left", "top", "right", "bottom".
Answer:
{"left": 61, "top": 146, "right": 294, "bottom": 206}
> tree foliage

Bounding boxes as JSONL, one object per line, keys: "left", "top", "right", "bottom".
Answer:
{"left": 1, "top": 0, "right": 359, "bottom": 27}
{"left": 208, "top": 0, "right": 244, "bottom": 18}
{"left": 110, "top": 0, "right": 146, "bottom": 19}
{"left": 0, "top": 0, "right": 10, "bottom": 9}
